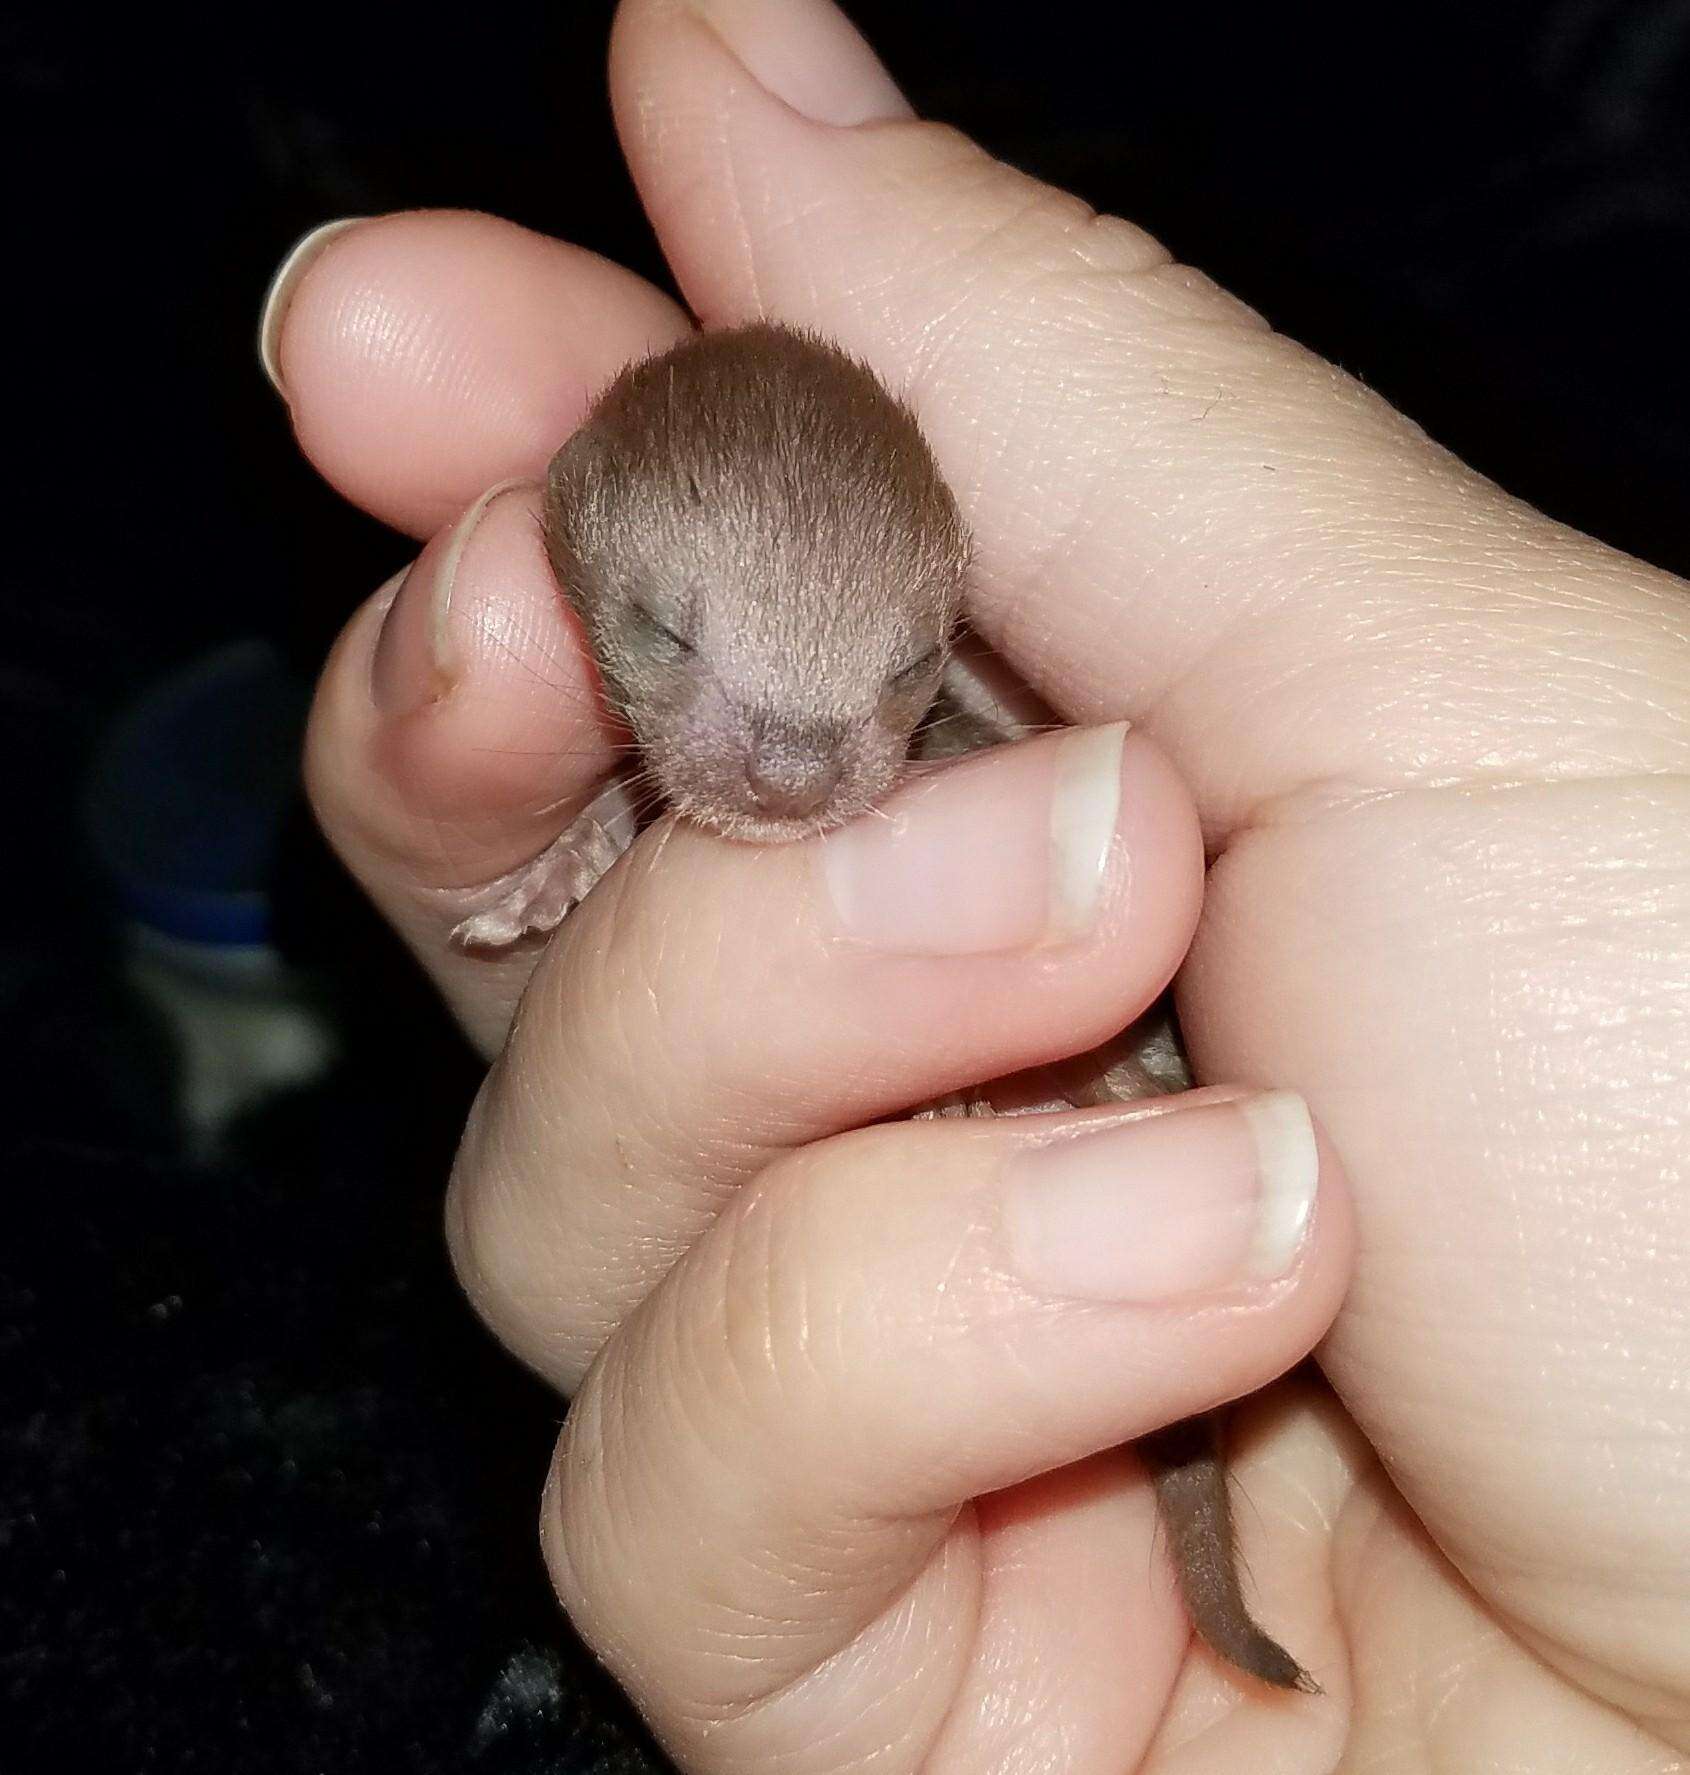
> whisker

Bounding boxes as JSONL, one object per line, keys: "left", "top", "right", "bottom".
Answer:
{"left": 474, "top": 628, "right": 583, "bottom": 701}
{"left": 465, "top": 745, "right": 646, "bottom": 760}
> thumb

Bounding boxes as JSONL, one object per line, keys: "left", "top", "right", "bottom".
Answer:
{"left": 610, "top": 0, "right": 1690, "bottom": 836}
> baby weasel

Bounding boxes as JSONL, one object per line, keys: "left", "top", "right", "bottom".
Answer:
{"left": 454, "top": 322, "right": 1316, "bottom": 1696}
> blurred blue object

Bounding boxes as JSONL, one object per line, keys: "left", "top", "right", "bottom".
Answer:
{"left": 86, "top": 638, "right": 308, "bottom": 946}
{"left": 84, "top": 640, "right": 335, "bottom": 1151}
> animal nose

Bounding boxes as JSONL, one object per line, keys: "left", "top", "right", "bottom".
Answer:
{"left": 745, "top": 719, "right": 846, "bottom": 819}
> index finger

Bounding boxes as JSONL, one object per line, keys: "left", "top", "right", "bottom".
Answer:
{"left": 268, "top": 212, "right": 693, "bottom": 1044}
{"left": 262, "top": 207, "right": 691, "bottom": 537}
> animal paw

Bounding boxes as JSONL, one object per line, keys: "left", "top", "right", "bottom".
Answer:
{"left": 450, "top": 780, "right": 640, "bottom": 950}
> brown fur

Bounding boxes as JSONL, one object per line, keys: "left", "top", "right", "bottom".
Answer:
{"left": 545, "top": 323, "right": 967, "bottom": 839}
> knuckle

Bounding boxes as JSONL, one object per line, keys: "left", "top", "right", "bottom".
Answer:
{"left": 541, "top": 1377, "right": 616, "bottom": 1633}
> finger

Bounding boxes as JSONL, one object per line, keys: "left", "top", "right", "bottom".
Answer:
{"left": 303, "top": 480, "right": 616, "bottom": 1052}
{"left": 543, "top": 1092, "right": 1352, "bottom": 1770}
{"left": 268, "top": 214, "right": 690, "bottom": 1045}
{"left": 448, "top": 725, "right": 1204, "bottom": 1387}
{"left": 609, "top": 0, "right": 1690, "bottom": 835}
{"left": 260, "top": 209, "right": 691, "bottom": 536}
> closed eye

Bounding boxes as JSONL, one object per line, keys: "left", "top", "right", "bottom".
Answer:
{"left": 631, "top": 602, "right": 695, "bottom": 657}
{"left": 890, "top": 646, "right": 942, "bottom": 686}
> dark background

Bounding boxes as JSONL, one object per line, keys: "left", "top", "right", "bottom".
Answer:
{"left": 5, "top": 2, "right": 1688, "bottom": 1769}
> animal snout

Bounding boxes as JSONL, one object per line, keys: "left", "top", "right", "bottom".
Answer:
{"left": 745, "top": 717, "right": 847, "bottom": 820}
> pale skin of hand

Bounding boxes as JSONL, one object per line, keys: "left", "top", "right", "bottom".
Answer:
{"left": 271, "top": 0, "right": 1690, "bottom": 1768}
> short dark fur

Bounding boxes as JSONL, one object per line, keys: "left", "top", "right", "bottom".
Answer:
{"left": 542, "top": 322, "right": 1312, "bottom": 1693}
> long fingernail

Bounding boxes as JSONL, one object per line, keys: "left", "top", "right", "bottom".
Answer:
{"left": 1003, "top": 1092, "right": 1319, "bottom": 1301}
{"left": 821, "top": 723, "right": 1128, "bottom": 954}
{"left": 686, "top": 0, "right": 913, "bottom": 126}
{"left": 257, "top": 217, "right": 368, "bottom": 395}
{"left": 370, "top": 479, "right": 532, "bottom": 716}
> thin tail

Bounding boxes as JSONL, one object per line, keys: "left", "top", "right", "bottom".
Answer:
{"left": 1141, "top": 1416, "right": 1320, "bottom": 1694}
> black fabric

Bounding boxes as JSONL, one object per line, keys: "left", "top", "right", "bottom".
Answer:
{"left": 3, "top": 1114, "right": 662, "bottom": 1773}
{"left": 4, "top": 1, "right": 1688, "bottom": 1768}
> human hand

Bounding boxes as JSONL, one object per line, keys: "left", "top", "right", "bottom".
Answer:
{"left": 274, "top": 0, "right": 1690, "bottom": 1766}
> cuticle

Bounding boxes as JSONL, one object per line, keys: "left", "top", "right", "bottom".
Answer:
{"left": 427, "top": 477, "right": 533, "bottom": 690}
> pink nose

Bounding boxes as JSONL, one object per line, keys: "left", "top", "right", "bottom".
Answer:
{"left": 745, "top": 721, "right": 845, "bottom": 820}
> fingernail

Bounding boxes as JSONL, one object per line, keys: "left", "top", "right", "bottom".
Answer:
{"left": 1003, "top": 1092, "right": 1319, "bottom": 1301}
{"left": 370, "top": 479, "right": 530, "bottom": 716}
{"left": 821, "top": 723, "right": 1127, "bottom": 954}
{"left": 687, "top": 0, "right": 913, "bottom": 127}
{"left": 257, "top": 217, "right": 369, "bottom": 395}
